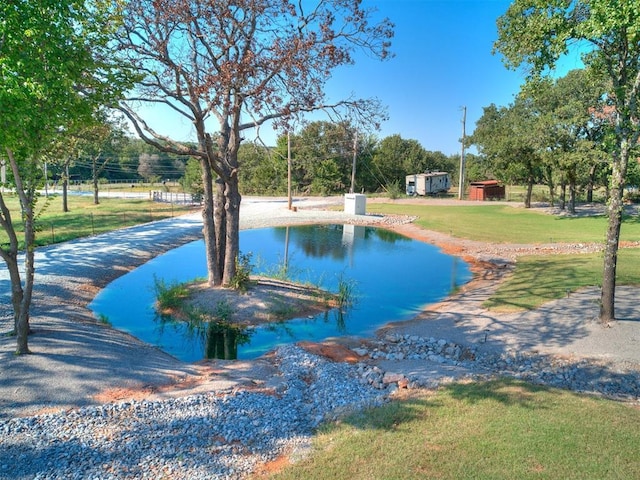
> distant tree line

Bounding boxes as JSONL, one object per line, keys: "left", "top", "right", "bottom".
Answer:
{"left": 238, "top": 121, "right": 460, "bottom": 197}
{"left": 52, "top": 121, "right": 460, "bottom": 197}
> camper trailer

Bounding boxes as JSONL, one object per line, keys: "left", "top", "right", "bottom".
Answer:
{"left": 405, "top": 172, "right": 451, "bottom": 196}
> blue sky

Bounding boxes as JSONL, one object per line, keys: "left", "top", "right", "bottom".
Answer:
{"left": 141, "top": 0, "right": 585, "bottom": 155}
{"left": 345, "top": 0, "right": 524, "bottom": 155}
{"left": 326, "top": 0, "right": 584, "bottom": 155}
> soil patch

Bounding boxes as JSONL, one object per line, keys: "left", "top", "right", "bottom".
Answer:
{"left": 182, "top": 276, "right": 338, "bottom": 327}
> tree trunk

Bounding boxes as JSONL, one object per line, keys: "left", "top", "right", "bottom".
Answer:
{"left": 4, "top": 253, "right": 23, "bottom": 335}
{"left": 15, "top": 234, "right": 35, "bottom": 354}
{"left": 560, "top": 182, "right": 566, "bottom": 210}
{"left": 62, "top": 162, "right": 69, "bottom": 213}
{"left": 200, "top": 158, "right": 221, "bottom": 286}
{"left": 222, "top": 176, "right": 241, "bottom": 286}
{"left": 93, "top": 178, "right": 99, "bottom": 205}
{"left": 568, "top": 168, "right": 577, "bottom": 215}
{"left": 545, "top": 165, "right": 555, "bottom": 207}
{"left": 5, "top": 148, "right": 35, "bottom": 354}
{"left": 214, "top": 177, "right": 226, "bottom": 283}
{"left": 600, "top": 145, "right": 630, "bottom": 323}
{"left": 524, "top": 178, "right": 533, "bottom": 208}
{"left": 587, "top": 164, "right": 597, "bottom": 203}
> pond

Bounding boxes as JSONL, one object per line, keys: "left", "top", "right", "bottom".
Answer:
{"left": 89, "top": 224, "right": 471, "bottom": 361}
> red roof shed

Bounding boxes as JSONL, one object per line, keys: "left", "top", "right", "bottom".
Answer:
{"left": 468, "top": 180, "right": 505, "bottom": 201}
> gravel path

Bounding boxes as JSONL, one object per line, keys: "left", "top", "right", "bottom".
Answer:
{"left": 1, "top": 196, "right": 639, "bottom": 479}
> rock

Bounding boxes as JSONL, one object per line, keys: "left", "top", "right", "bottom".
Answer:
{"left": 382, "top": 372, "right": 406, "bottom": 384}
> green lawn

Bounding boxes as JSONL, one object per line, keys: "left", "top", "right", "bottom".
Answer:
{"left": 368, "top": 201, "right": 640, "bottom": 310}
{"left": 265, "top": 380, "right": 640, "bottom": 480}
{"left": 485, "top": 249, "right": 640, "bottom": 311}
{"left": 367, "top": 202, "right": 640, "bottom": 244}
{"left": 0, "top": 193, "right": 197, "bottom": 249}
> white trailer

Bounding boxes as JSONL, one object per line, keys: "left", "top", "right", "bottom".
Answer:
{"left": 405, "top": 172, "right": 451, "bottom": 196}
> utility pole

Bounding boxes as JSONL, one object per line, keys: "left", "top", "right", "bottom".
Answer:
{"left": 349, "top": 130, "right": 358, "bottom": 194}
{"left": 458, "top": 106, "right": 466, "bottom": 200}
{"left": 287, "top": 131, "right": 292, "bottom": 210}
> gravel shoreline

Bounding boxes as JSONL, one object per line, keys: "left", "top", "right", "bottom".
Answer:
{"left": 1, "top": 196, "right": 639, "bottom": 479}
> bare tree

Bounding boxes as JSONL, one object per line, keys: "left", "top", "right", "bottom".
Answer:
{"left": 113, "top": 0, "right": 393, "bottom": 286}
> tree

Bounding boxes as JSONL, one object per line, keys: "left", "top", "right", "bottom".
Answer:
{"left": 526, "top": 70, "right": 609, "bottom": 212}
{"left": 137, "top": 153, "right": 161, "bottom": 183}
{"left": 470, "top": 100, "right": 544, "bottom": 207}
{"left": 113, "top": 0, "right": 393, "bottom": 286}
{"left": 0, "top": 0, "right": 130, "bottom": 353}
{"left": 495, "top": 0, "right": 640, "bottom": 322}
{"left": 237, "top": 143, "right": 287, "bottom": 195}
{"left": 180, "top": 158, "right": 205, "bottom": 200}
{"left": 371, "top": 135, "right": 433, "bottom": 193}
{"left": 289, "top": 121, "right": 356, "bottom": 195}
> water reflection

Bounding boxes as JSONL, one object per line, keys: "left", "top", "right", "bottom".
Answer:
{"left": 205, "top": 322, "right": 250, "bottom": 360}
{"left": 274, "top": 224, "right": 409, "bottom": 260}
{"left": 156, "top": 313, "right": 252, "bottom": 360}
{"left": 90, "top": 224, "right": 471, "bottom": 361}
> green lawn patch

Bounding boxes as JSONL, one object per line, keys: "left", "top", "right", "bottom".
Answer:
{"left": 367, "top": 203, "right": 640, "bottom": 244}
{"left": 0, "top": 193, "right": 197, "bottom": 249}
{"left": 485, "top": 248, "right": 640, "bottom": 311}
{"left": 267, "top": 379, "right": 640, "bottom": 480}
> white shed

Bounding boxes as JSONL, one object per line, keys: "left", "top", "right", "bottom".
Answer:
{"left": 405, "top": 172, "right": 451, "bottom": 196}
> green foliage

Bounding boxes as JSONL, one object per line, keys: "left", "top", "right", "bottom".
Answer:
{"left": 237, "top": 143, "right": 287, "bottom": 195}
{"left": 153, "top": 276, "right": 191, "bottom": 311}
{"left": 229, "top": 252, "right": 254, "bottom": 292}
{"left": 385, "top": 179, "right": 404, "bottom": 199}
{"left": 179, "top": 158, "right": 204, "bottom": 199}
{"left": 370, "top": 134, "right": 455, "bottom": 193}
{"left": 272, "top": 379, "right": 640, "bottom": 480}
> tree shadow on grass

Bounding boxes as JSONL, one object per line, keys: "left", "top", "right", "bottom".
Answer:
{"left": 337, "top": 379, "right": 559, "bottom": 434}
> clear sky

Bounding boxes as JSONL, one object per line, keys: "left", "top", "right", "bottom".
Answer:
{"left": 344, "top": 0, "right": 524, "bottom": 155}
{"left": 140, "top": 0, "right": 585, "bottom": 155}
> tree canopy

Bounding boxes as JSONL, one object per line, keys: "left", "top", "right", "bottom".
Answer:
{"left": 494, "top": 0, "right": 640, "bottom": 322}
{"left": 113, "top": 0, "right": 394, "bottom": 286}
{"left": 0, "top": 0, "right": 131, "bottom": 353}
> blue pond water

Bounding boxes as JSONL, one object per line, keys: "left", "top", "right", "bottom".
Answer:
{"left": 89, "top": 225, "right": 471, "bottom": 361}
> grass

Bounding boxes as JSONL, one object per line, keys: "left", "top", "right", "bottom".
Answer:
{"left": 486, "top": 249, "right": 640, "bottom": 311}
{"left": 265, "top": 379, "right": 640, "bottom": 480}
{"left": 367, "top": 201, "right": 640, "bottom": 310}
{"left": 0, "top": 192, "right": 197, "bottom": 249}
{"left": 366, "top": 202, "right": 640, "bottom": 244}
